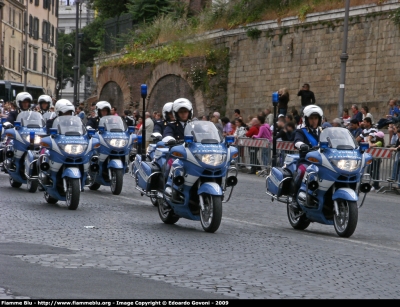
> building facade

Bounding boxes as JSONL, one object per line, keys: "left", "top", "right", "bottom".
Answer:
{"left": 58, "top": 0, "right": 93, "bottom": 35}
{"left": 0, "top": 0, "right": 58, "bottom": 99}
{"left": 58, "top": 0, "right": 94, "bottom": 104}
{"left": 0, "top": 0, "right": 26, "bottom": 86}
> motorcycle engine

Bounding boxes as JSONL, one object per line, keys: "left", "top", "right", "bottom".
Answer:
{"left": 297, "top": 191, "right": 318, "bottom": 208}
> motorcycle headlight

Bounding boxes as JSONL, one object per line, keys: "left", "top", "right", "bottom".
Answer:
{"left": 25, "top": 135, "right": 41, "bottom": 145}
{"left": 331, "top": 159, "right": 360, "bottom": 172}
{"left": 59, "top": 144, "right": 87, "bottom": 155}
{"left": 195, "top": 154, "right": 226, "bottom": 166}
{"left": 106, "top": 138, "right": 128, "bottom": 148}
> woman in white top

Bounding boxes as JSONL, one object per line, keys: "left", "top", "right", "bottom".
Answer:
{"left": 361, "top": 105, "right": 374, "bottom": 124}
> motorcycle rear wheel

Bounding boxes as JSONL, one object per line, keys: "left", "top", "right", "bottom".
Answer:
{"left": 27, "top": 179, "right": 38, "bottom": 193}
{"left": 44, "top": 192, "right": 58, "bottom": 204}
{"left": 200, "top": 194, "right": 222, "bottom": 233}
{"left": 333, "top": 199, "right": 358, "bottom": 238}
{"left": 110, "top": 168, "right": 123, "bottom": 195}
{"left": 158, "top": 198, "right": 179, "bottom": 224}
{"left": 287, "top": 203, "right": 310, "bottom": 230}
{"left": 66, "top": 178, "right": 80, "bottom": 210}
{"left": 9, "top": 176, "right": 22, "bottom": 188}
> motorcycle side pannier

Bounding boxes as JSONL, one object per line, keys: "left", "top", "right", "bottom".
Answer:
{"left": 267, "top": 167, "right": 292, "bottom": 197}
{"left": 137, "top": 161, "right": 161, "bottom": 192}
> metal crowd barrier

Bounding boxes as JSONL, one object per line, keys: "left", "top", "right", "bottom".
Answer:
{"left": 234, "top": 138, "right": 297, "bottom": 175}
{"left": 361, "top": 147, "right": 400, "bottom": 194}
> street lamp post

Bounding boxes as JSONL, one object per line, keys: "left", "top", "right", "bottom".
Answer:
{"left": 60, "top": 43, "right": 73, "bottom": 99}
{"left": 338, "top": 0, "right": 350, "bottom": 118}
{"left": 23, "top": 0, "right": 28, "bottom": 91}
{"left": 73, "top": 0, "right": 81, "bottom": 106}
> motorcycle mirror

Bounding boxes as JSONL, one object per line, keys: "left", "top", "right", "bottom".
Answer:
{"left": 128, "top": 126, "right": 135, "bottom": 134}
{"left": 98, "top": 126, "right": 105, "bottom": 134}
{"left": 50, "top": 128, "right": 58, "bottom": 136}
{"left": 184, "top": 135, "right": 194, "bottom": 143}
{"left": 87, "top": 129, "right": 96, "bottom": 137}
{"left": 225, "top": 136, "right": 235, "bottom": 145}
{"left": 14, "top": 121, "right": 21, "bottom": 130}
{"left": 359, "top": 142, "right": 369, "bottom": 152}
{"left": 320, "top": 142, "right": 328, "bottom": 149}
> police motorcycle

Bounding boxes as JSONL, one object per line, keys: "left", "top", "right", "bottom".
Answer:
{"left": 144, "top": 132, "right": 163, "bottom": 206}
{"left": 134, "top": 120, "right": 239, "bottom": 233}
{"left": 0, "top": 117, "right": 7, "bottom": 170}
{"left": 87, "top": 115, "right": 136, "bottom": 195}
{"left": 37, "top": 116, "right": 99, "bottom": 210}
{"left": 1, "top": 111, "right": 47, "bottom": 192}
{"left": 266, "top": 127, "right": 373, "bottom": 238}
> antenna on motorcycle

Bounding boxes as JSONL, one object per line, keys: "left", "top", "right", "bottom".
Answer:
{"left": 141, "top": 84, "right": 147, "bottom": 161}
{"left": 271, "top": 91, "right": 279, "bottom": 167}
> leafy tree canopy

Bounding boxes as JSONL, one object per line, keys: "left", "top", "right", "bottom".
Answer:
{"left": 88, "top": 0, "right": 130, "bottom": 19}
{"left": 126, "top": 0, "right": 174, "bottom": 23}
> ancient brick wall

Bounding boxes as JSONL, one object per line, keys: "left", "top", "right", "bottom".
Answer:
{"left": 223, "top": 4, "right": 400, "bottom": 122}
{"left": 95, "top": 2, "right": 400, "bottom": 123}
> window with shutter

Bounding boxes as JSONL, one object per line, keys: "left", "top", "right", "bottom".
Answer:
{"left": 29, "top": 15, "right": 33, "bottom": 37}
{"left": 35, "top": 0, "right": 39, "bottom": 7}
{"left": 34, "top": 18, "right": 39, "bottom": 40}
{"left": 51, "top": 25, "right": 54, "bottom": 46}
{"left": 47, "top": 23, "right": 51, "bottom": 43}
{"left": 42, "top": 20, "right": 47, "bottom": 42}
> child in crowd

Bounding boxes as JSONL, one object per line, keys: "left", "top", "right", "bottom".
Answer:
{"left": 368, "top": 131, "right": 385, "bottom": 192}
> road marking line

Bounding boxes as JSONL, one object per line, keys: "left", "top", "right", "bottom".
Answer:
{"left": 223, "top": 217, "right": 400, "bottom": 252}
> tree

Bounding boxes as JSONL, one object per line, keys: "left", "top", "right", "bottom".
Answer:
{"left": 126, "top": 0, "right": 174, "bottom": 23}
{"left": 88, "top": 0, "right": 130, "bottom": 19}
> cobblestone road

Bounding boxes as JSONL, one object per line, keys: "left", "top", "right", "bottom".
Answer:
{"left": 0, "top": 171, "right": 400, "bottom": 299}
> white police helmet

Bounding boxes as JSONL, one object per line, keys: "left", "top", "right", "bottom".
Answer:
{"left": 303, "top": 105, "right": 323, "bottom": 127}
{"left": 54, "top": 99, "right": 75, "bottom": 116}
{"left": 15, "top": 92, "right": 33, "bottom": 111}
{"left": 38, "top": 95, "right": 52, "bottom": 111}
{"left": 95, "top": 101, "right": 112, "bottom": 118}
{"left": 172, "top": 98, "right": 192, "bottom": 121}
{"left": 162, "top": 102, "right": 174, "bottom": 120}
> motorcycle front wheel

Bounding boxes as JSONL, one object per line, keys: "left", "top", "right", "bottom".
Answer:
{"left": 110, "top": 168, "right": 123, "bottom": 195}
{"left": 65, "top": 178, "right": 80, "bottom": 210}
{"left": 27, "top": 179, "right": 38, "bottom": 193}
{"left": 334, "top": 199, "right": 358, "bottom": 238}
{"left": 158, "top": 198, "right": 179, "bottom": 224}
{"left": 287, "top": 203, "right": 310, "bottom": 230}
{"left": 9, "top": 176, "right": 22, "bottom": 188}
{"left": 200, "top": 194, "right": 222, "bottom": 233}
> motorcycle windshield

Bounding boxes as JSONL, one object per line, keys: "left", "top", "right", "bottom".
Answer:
{"left": 320, "top": 127, "right": 358, "bottom": 150}
{"left": 52, "top": 116, "right": 86, "bottom": 136}
{"left": 43, "top": 112, "right": 56, "bottom": 121}
{"left": 16, "top": 111, "right": 45, "bottom": 128}
{"left": 184, "top": 121, "right": 223, "bottom": 143}
{"left": 98, "top": 115, "right": 126, "bottom": 132}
